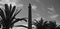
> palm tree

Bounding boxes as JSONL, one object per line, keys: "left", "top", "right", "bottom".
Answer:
{"left": 33, "top": 18, "right": 48, "bottom": 29}
{"left": 0, "top": 4, "right": 27, "bottom": 29}
{"left": 48, "top": 21, "right": 57, "bottom": 29}
{"left": 56, "top": 25, "right": 60, "bottom": 29}
{"left": 43, "top": 20, "right": 48, "bottom": 29}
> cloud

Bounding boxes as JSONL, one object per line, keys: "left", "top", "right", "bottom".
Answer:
{"left": 48, "top": 11, "right": 54, "bottom": 15}
{"left": 35, "top": 17, "right": 41, "bottom": 21}
{"left": 0, "top": 0, "right": 24, "bottom": 7}
{"left": 0, "top": 0, "right": 10, "bottom": 4}
{"left": 48, "top": 6, "right": 55, "bottom": 12}
{"left": 32, "top": 13, "right": 41, "bottom": 21}
{"left": 32, "top": 5, "right": 37, "bottom": 10}
{"left": 16, "top": 4, "right": 24, "bottom": 7}
{"left": 50, "top": 14, "right": 59, "bottom": 19}
{"left": 48, "top": 6, "right": 56, "bottom": 15}
{"left": 35, "top": 0, "right": 40, "bottom": 2}
{"left": 8, "top": 2, "right": 16, "bottom": 6}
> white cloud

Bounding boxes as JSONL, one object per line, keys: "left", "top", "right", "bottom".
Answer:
{"left": 32, "top": 5, "right": 37, "bottom": 10}
{"left": 0, "top": 0, "right": 24, "bottom": 8}
{"left": 0, "top": 0, "right": 10, "bottom": 4}
{"left": 8, "top": 2, "right": 16, "bottom": 6}
{"left": 16, "top": 4, "right": 24, "bottom": 7}
{"left": 48, "top": 6, "right": 55, "bottom": 12}
{"left": 35, "top": 17, "right": 41, "bottom": 21}
{"left": 48, "top": 11, "right": 54, "bottom": 15}
{"left": 32, "top": 13, "right": 41, "bottom": 21}
{"left": 50, "top": 14, "right": 59, "bottom": 19}
{"left": 35, "top": 13, "right": 41, "bottom": 17}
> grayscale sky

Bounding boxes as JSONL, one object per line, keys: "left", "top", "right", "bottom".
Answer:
{"left": 0, "top": 0, "right": 60, "bottom": 29}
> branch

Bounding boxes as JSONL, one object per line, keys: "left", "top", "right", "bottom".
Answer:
{"left": 10, "top": 9, "right": 22, "bottom": 22}
{"left": 9, "top": 17, "right": 28, "bottom": 28}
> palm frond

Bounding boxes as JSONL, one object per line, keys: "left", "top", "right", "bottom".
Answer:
{"left": 43, "top": 21, "right": 48, "bottom": 28}
{"left": 10, "top": 4, "right": 12, "bottom": 11}
{"left": 34, "top": 19, "right": 40, "bottom": 26}
{"left": 9, "top": 6, "right": 16, "bottom": 19}
{"left": 39, "top": 18, "right": 43, "bottom": 25}
{"left": 12, "top": 17, "right": 27, "bottom": 24}
{"left": 33, "top": 18, "right": 47, "bottom": 29}
{"left": 10, "top": 9, "right": 22, "bottom": 22}
{"left": 34, "top": 19, "right": 39, "bottom": 24}
{"left": 4, "top": 4, "right": 10, "bottom": 16}
{"left": 33, "top": 21, "right": 37, "bottom": 26}
{"left": 0, "top": 8, "right": 5, "bottom": 20}
{"left": 9, "top": 17, "right": 27, "bottom": 27}
{"left": 44, "top": 21, "right": 48, "bottom": 24}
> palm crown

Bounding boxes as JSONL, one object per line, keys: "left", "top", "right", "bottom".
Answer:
{"left": 0, "top": 4, "right": 27, "bottom": 29}
{"left": 33, "top": 18, "right": 60, "bottom": 29}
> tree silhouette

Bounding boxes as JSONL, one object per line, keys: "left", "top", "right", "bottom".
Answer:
{"left": 33, "top": 18, "right": 48, "bottom": 29}
{"left": 56, "top": 25, "right": 60, "bottom": 29}
{"left": 48, "top": 21, "right": 57, "bottom": 29}
{"left": 33, "top": 17, "right": 60, "bottom": 29}
{"left": 0, "top": 4, "right": 27, "bottom": 29}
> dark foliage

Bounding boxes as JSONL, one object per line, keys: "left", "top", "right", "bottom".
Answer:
{"left": 33, "top": 18, "right": 60, "bottom": 29}
{"left": 0, "top": 4, "right": 27, "bottom": 29}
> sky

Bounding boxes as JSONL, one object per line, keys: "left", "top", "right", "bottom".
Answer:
{"left": 0, "top": 0, "right": 60, "bottom": 29}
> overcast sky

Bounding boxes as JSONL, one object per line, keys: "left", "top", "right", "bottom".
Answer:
{"left": 0, "top": 0, "right": 60, "bottom": 29}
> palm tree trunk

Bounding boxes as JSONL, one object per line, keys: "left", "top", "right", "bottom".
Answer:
{"left": 28, "top": 3, "right": 32, "bottom": 29}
